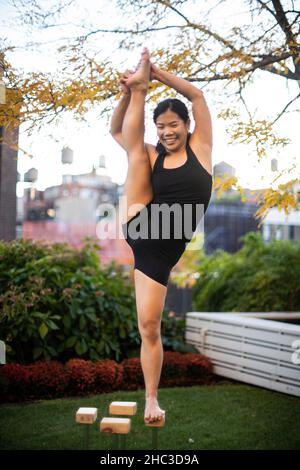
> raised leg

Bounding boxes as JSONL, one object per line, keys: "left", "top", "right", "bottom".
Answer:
{"left": 120, "top": 48, "right": 154, "bottom": 224}
{"left": 121, "top": 92, "right": 153, "bottom": 224}
{"left": 134, "top": 268, "right": 167, "bottom": 423}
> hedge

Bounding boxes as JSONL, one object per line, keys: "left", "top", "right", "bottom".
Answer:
{"left": 0, "top": 351, "right": 215, "bottom": 403}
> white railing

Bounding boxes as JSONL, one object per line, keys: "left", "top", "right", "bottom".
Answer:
{"left": 0, "top": 340, "right": 5, "bottom": 364}
{"left": 185, "top": 312, "right": 300, "bottom": 397}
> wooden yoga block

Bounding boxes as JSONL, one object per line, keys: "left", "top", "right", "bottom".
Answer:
{"left": 146, "top": 412, "right": 166, "bottom": 450}
{"left": 76, "top": 407, "right": 98, "bottom": 424}
{"left": 145, "top": 411, "right": 166, "bottom": 427}
{"left": 109, "top": 401, "right": 137, "bottom": 416}
{"left": 100, "top": 417, "right": 131, "bottom": 434}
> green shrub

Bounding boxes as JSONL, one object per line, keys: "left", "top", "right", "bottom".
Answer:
{"left": 0, "top": 238, "right": 139, "bottom": 363}
{"left": 161, "top": 311, "right": 197, "bottom": 354}
{"left": 192, "top": 231, "right": 300, "bottom": 312}
{"left": 0, "top": 238, "right": 190, "bottom": 363}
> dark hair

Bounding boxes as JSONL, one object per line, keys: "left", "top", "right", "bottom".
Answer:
{"left": 153, "top": 98, "right": 191, "bottom": 155}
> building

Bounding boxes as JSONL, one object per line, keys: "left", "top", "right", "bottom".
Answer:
{"left": 204, "top": 191, "right": 263, "bottom": 254}
{"left": 213, "top": 161, "right": 236, "bottom": 178}
{"left": 0, "top": 125, "right": 19, "bottom": 241}
{"left": 21, "top": 168, "right": 133, "bottom": 267}
{"left": 261, "top": 181, "right": 300, "bottom": 242}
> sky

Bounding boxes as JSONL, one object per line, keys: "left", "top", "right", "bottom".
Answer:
{"left": 0, "top": 0, "right": 299, "bottom": 196}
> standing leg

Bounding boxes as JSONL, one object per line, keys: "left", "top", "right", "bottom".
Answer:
{"left": 134, "top": 269, "right": 167, "bottom": 423}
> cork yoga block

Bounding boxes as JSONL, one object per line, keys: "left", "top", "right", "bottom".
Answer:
{"left": 100, "top": 417, "right": 131, "bottom": 434}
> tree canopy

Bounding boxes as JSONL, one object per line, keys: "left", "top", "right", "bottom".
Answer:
{"left": 0, "top": 0, "right": 299, "bottom": 221}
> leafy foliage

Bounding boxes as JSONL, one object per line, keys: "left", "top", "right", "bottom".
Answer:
{"left": 192, "top": 231, "right": 300, "bottom": 312}
{"left": 0, "top": 239, "right": 137, "bottom": 363}
{"left": 1, "top": 0, "right": 299, "bottom": 218}
{"left": 0, "top": 239, "right": 190, "bottom": 363}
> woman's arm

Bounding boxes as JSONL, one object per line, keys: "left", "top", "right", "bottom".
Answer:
{"left": 152, "top": 66, "right": 202, "bottom": 101}
{"left": 152, "top": 65, "right": 212, "bottom": 148}
{"left": 109, "top": 93, "right": 131, "bottom": 150}
{"left": 110, "top": 70, "right": 135, "bottom": 149}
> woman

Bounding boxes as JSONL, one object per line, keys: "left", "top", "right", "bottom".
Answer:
{"left": 110, "top": 47, "right": 212, "bottom": 424}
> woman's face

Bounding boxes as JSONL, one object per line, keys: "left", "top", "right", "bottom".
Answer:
{"left": 155, "top": 109, "right": 190, "bottom": 154}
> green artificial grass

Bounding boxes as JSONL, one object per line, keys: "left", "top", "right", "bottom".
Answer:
{"left": 0, "top": 383, "right": 299, "bottom": 450}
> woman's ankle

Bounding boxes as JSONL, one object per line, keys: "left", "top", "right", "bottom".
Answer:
{"left": 145, "top": 393, "right": 158, "bottom": 399}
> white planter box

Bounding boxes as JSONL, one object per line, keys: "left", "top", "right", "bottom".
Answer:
{"left": 185, "top": 312, "right": 300, "bottom": 397}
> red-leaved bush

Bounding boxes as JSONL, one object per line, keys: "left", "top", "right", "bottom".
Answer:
{"left": 94, "top": 359, "right": 123, "bottom": 393}
{"left": 161, "top": 351, "right": 188, "bottom": 385}
{"left": 0, "top": 363, "right": 31, "bottom": 400}
{"left": 0, "top": 352, "right": 215, "bottom": 403}
{"left": 121, "top": 357, "right": 144, "bottom": 391}
{"left": 65, "top": 359, "right": 96, "bottom": 395}
{"left": 27, "top": 360, "right": 69, "bottom": 399}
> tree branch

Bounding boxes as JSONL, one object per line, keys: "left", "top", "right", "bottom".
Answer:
{"left": 257, "top": 0, "right": 300, "bottom": 59}
{"left": 187, "top": 51, "right": 297, "bottom": 82}
{"left": 80, "top": 24, "right": 186, "bottom": 40}
{"left": 271, "top": 0, "right": 296, "bottom": 44}
{"left": 271, "top": 92, "right": 300, "bottom": 125}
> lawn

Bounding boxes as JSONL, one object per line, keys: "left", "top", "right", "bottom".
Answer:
{"left": 0, "top": 382, "right": 299, "bottom": 450}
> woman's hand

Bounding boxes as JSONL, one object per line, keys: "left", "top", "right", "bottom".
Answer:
{"left": 119, "top": 69, "right": 135, "bottom": 94}
{"left": 150, "top": 62, "right": 160, "bottom": 81}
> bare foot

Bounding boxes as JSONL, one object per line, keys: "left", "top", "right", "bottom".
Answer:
{"left": 144, "top": 395, "right": 165, "bottom": 424}
{"left": 124, "top": 47, "right": 151, "bottom": 92}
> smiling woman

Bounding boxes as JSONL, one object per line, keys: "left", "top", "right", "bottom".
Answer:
{"left": 109, "top": 47, "right": 213, "bottom": 427}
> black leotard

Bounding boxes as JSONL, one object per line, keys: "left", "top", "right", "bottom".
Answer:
{"left": 122, "top": 140, "right": 212, "bottom": 286}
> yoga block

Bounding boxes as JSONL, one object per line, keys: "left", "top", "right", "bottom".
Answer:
{"left": 100, "top": 417, "right": 131, "bottom": 434}
{"left": 109, "top": 401, "right": 137, "bottom": 416}
{"left": 76, "top": 407, "right": 98, "bottom": 424}
{"left": 145, "top": 412, "right": 166, "bottom": 427}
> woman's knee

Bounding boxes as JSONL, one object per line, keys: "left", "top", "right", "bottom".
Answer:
{"left": 138, "top": 317, "right": 161, "bottom": 341}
